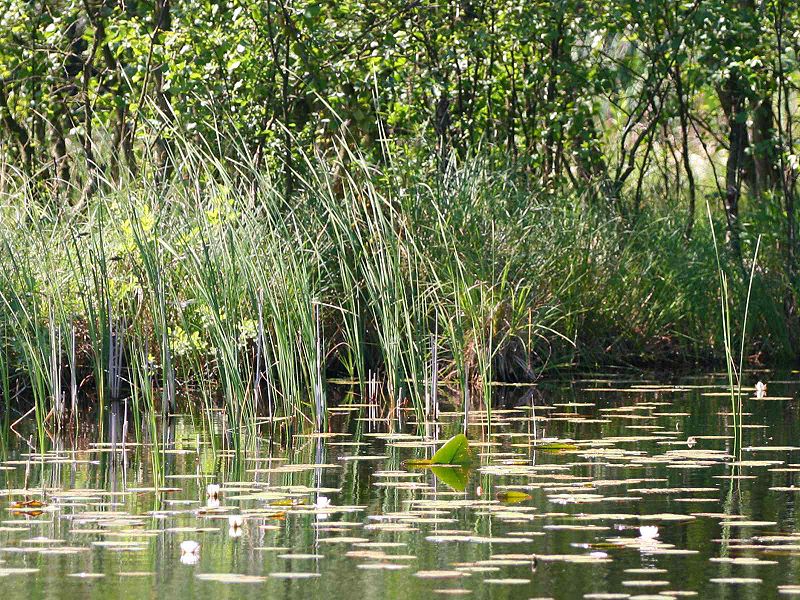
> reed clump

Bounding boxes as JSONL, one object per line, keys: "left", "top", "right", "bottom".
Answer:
{"left": 0, "top": 142, "right": 788, "bottom": 448}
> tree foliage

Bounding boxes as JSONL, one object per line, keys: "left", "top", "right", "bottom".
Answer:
{"left": 0, "top": 0, "right": 798, "bottom": 274}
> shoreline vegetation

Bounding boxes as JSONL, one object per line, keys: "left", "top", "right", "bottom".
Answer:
{"left": 0, "top": 0, "right": 798, "bottom": 443}
{"left": 0, "top": 147, "right": 793, "bottom": 426}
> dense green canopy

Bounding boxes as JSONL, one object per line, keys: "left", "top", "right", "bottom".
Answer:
{"left": 1, "top": 0, "right": 797, "bottom": 226}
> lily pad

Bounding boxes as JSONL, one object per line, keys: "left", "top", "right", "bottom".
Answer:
{"left": 496, "top": 491, "right": 533, "bottom": 504}
{"left": 431, "top": 434, "right": 474, "bottom": 467}
{"left": 535, "top": 442, "right": 579, "bottom": 452}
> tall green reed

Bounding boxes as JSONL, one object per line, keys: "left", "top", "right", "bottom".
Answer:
{"left": 0, "top": 129, "right": 784, "bottom": 454}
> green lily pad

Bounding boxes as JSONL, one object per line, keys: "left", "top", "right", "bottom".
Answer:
{"left": 404, "top": 459, "right": 433, "bottom": 467}
{"left": 431, "top": 435, "right": 474, "bottom": 466}
{"left": 496, "top": 491, "right": 532, "bottom": 504}
{"left": 535, "top": 442, "right": 578, "bottom": 452}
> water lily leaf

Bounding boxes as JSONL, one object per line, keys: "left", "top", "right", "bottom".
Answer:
{"left": 535, "top": 442, "right": 578, "bottom": 451}
{"left": 431, "top": 434, "right": 474, "bottom": 466}
{"left": 269, "top": 499, "right": 304, "bottom": 507}
{"left": 431, "top": 466, "right": 471, "bottom": 491}
{"left": 496, "top": 491, "right": 532, "bottom": 504}
{"left": 196, "top": 573, "right": 267, "bottom": 583}
{"left": 10, "top": 500, "right": 45, "bottom": 509}
{"left": 404, "top": 459, "right": 433, "bottom": 467}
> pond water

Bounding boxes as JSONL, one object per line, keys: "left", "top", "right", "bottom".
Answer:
{"left": 1, "top": 372, "right": 799, "bottom": 599}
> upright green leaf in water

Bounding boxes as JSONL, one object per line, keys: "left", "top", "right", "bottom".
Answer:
{"left": 431, "top": 434, "right": 473, "bottom": 466}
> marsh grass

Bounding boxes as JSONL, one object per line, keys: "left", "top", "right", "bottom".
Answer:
{"left": 0, "top": 137, "right": 789, "bottom": 453}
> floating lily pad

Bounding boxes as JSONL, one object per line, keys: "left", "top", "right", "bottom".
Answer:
{"left": 196, "top": 573, "right": 268, "bottom": 583}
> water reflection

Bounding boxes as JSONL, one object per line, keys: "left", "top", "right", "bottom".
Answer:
{"left": 0, "top": 373, "right": 797, "bottom": 599}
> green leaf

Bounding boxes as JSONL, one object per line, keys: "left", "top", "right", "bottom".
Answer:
{"left": 431, "top": 466, "right": 471, "bottom": 491}
{"left": 496, "top": 490, "right": 532, "bottom": 504}
{"left": 534, "top": 442, "right": 578, "bottom": 452}
{"left": 431, "top": 434, "right": 473, "bottom": 466}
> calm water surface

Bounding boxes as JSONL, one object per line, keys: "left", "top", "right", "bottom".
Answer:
{"left": 1, "top": 372, "right": 800, "bottom": 599}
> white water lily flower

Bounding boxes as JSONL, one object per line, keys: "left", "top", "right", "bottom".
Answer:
{"left": 180, "top": 553, "right": 200, "bottom": 565}
{"left": 755, "top": 381, "right": 767, "bottom": 399}
{"left": 206, "top": 484, "right": 220, "bottom": 499}
{"left": 315, "top": 495, "right": 332, "bottom": 521}
{"left": 180, "top": 540, "right": 200, "bottom": 555}
{"left": 228, "top": 526, "right": 243, "bottom": 538}
{"left": 228, "top": 515, "right": 244, "bottom": 529}
{"left": 638, "top": 525, "right": 659, "bottom": 540}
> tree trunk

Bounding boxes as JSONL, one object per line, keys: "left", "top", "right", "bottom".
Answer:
{"left": 153, "top": 0, "right": 173, "bottom": 185}
{"left": 673, "top": 65, "right": 696, "bottom": 238}
{"left": 719, "top": 72, "right": 748, "bottom": 264}
{"left": 751, "top": 96, "right": 780, "bottom": 197}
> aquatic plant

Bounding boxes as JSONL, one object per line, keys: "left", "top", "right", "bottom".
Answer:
{"left": 0, "top": 136, "right": 790, "bottom": 456}
{"left": 706, "top": 197, "right": 763, "bottom": 448}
